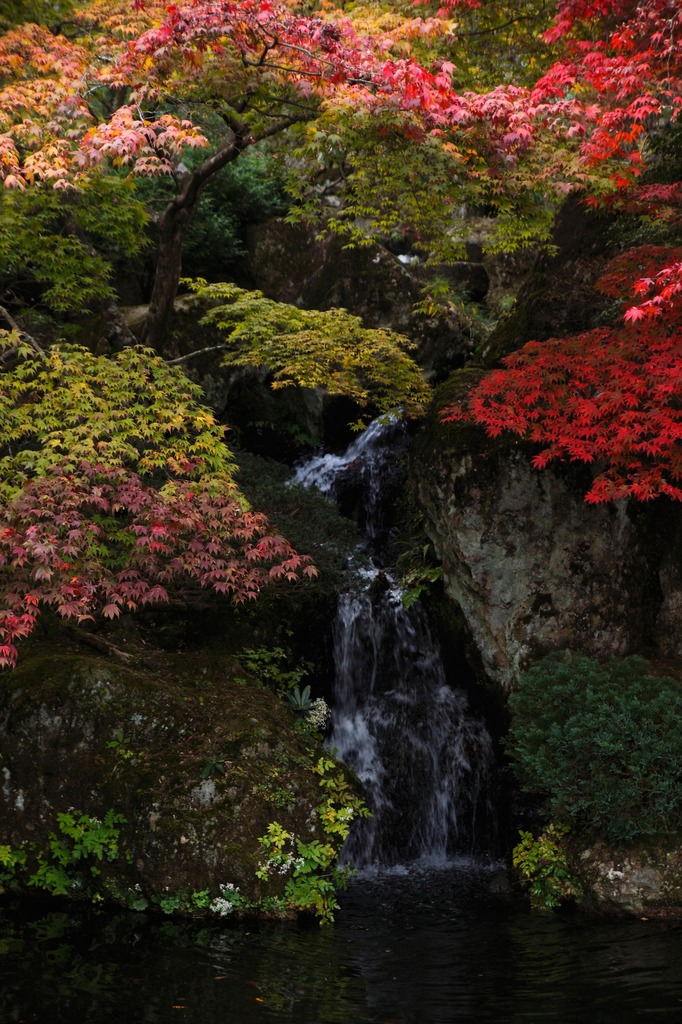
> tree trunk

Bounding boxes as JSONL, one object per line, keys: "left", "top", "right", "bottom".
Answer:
{"left": 143, "top": 114, "right": 301, "bottom": 352}
{"left": 144, "top": 198, "right": 199, "bottom": 352}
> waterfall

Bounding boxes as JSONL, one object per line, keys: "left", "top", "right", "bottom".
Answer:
{"left": 293, "top": 418, "right": 496, "bottom": 870}
{"left": 292, "top": 415, "right": 409, "bottom": 545}
{"left": 331, "top": 576, "right": 495, "bottom": 868}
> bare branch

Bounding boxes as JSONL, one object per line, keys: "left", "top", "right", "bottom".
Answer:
{"left": 166, "top": 344, "right": 228, "bottom": 365}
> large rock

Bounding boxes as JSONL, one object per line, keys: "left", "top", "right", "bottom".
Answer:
{"left": 576, "top": 842, "right": 682, "bottom": 918}
{"left": 480, "top": 195, "right": 614, "bottom": 366}
{"left": 411, "top": 375, "right": 682, "bottom": 691}
{"left": 0, "top": 649, "right": 344, "bottom": 918}
{"left": 247, "top": 219, "right": 420, "bottom": 331}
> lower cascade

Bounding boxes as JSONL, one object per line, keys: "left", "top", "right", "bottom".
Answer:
{"left": 332, "top": 573, "right": 495, "bottom": 869}
{"left": 294, "top": 418, "right": 497, "bottom": 870}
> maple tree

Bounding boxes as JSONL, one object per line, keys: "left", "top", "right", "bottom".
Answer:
{"left": 186, "top": 279, "right": 430, "bottom": 421}
{"left": 3, "top": 1, "right": 677, "bottom": 312}
{"left": 0, "top": 0, "right": 444, "bottom": 668}
{"left": 441, "top": 0, "right": 682, "bottom": 502}
{"left": 0, "top": 0, "right": 584, "bottom": 335}
{"left": 0, "top": 334, "right": 316, "bottom": 669}
{"left": 2, "top": 0, "right": 682, "bottom": 672}
{"left": 1, "top": 0, "right": 384, "bottom": 344}
{"left": 445, "top": 246, "right": 682, "bottom": 502}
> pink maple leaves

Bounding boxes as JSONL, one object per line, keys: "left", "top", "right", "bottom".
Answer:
{"left": 0, "top": 463, "right": 316, "bottom": 669}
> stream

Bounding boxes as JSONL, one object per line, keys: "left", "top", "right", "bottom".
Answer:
{"left": 3, "top": 421, "right": 682, "bottom": 1020}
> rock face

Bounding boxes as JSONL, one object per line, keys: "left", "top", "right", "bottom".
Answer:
{"left": 412, "top": 395, "right": 682, "bottom": 916}
{"left": 480, "top": 195, "right": 614, "bottom": 366}
{"left": 412, "top": 382, "right": 682, "bottom": 692}
{"left": 247, "top": 218, "right": 421, "bottom": 331}
{"left": 0, "top": 649, "right": 340, "bottom": 918}
{"left": 411, "top": 192, "right": 682, "bottom": 692}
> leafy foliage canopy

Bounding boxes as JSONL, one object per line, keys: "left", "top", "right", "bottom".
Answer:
{"left": 188, "top": 280, "right": 430, "bottom": 422}
{"left": 0, "top": 336, "right": 315, "bottom": 668}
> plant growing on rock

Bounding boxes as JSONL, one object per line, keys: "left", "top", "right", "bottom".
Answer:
{"left": 256, "top": 755, "right": 369, "bottom": 923}
{"left": 305, "top": 697, "right": 331, "bottom": 731}
{"left": 2, "top": 808, "right": 128, "bottom": 899}
{"left": 512, "top": 823, "right": 583, "bottom": 910}
{"left": 285, "top": 688, "right": 331, "bottom": 732}
{"left": 286, "top": 684, "right": 313, "bottom": 712}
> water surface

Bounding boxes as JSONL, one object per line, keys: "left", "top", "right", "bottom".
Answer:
{"left": 3, "top": 864, "right": 681, "bottom": 1024}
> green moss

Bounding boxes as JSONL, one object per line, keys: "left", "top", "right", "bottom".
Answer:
{"left": 412, "top": 368, "right": 535, "bottom": 483}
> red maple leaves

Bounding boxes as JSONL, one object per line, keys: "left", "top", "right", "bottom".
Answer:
{"left": 442, "top": 1, "right": 682, "bottom": 503}
{"left": 443, "top": 245, "right": 682, "bottom": 503}
{"left": 2, "top": 0, "right": 682, "bottom": 519}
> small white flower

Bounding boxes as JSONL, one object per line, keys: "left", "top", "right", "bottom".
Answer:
{"left": 306, "top": 698, "right": 331, "bottom": 730}
{"left": 210, "top": 896, "right": 234, "bottom": 916}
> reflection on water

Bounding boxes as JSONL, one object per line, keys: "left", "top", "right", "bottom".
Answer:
{"left": 2, "top": 866, "right": 682, "bottom": 1023}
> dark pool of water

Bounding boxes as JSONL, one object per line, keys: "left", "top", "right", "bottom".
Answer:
{"left": 2, "top": 863, "right": 682, "bottom": 1023}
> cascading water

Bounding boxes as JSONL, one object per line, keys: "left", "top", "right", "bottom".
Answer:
{"left": 331, "top": 576, "right": 495, "bottom": 868}
{"left": 293, "top": 418, "right": 496, "bottom": 870}
{"left": 292, "top": 415, "right": 409, "bottom": 547}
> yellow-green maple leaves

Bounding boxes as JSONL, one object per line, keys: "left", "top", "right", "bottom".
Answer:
{"left": 0, "top": 338, "right": 236, "bottom": 500}
{"left": 189, "top": 279, "right": 430, "bottom": 422}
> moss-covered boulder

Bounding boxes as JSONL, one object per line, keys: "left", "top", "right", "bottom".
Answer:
{"left": 479, "top": 195, "right": 615, "bottom": 367}
{"left": 0, "top": 650, "right": 360, "bottom": 920}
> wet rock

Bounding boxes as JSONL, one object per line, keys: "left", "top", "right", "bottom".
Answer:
{"left": 247, "top": 218, "right": 419, "bottom": 332}
{"left": 412, "top": 375, "right": 682, "bottom": 691}
{"left": 576, "top": 842, "right": 682, "bottom": 917}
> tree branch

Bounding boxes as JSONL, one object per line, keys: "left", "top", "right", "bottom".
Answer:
{"left": 65, "top": 625, "right": 138, "bottom": 665}
{"left": 166, "top": 344, "right": 228, "bottom": 365}
{"left": 0, "top": 304, "right": 46, "bottom": 358}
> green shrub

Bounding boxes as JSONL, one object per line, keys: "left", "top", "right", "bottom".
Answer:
{"left": 1, "top": 809, "right": 127, "bottom": 899}
{"left": 507, "top": 652, "right": 682, "bottom": 845}
{"left": 181, "top": 148, "right": 289, "bottom": 280}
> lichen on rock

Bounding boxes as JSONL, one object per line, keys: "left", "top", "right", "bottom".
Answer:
{"left": 575, "top": 842, "right": 682, "bottom": 918}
